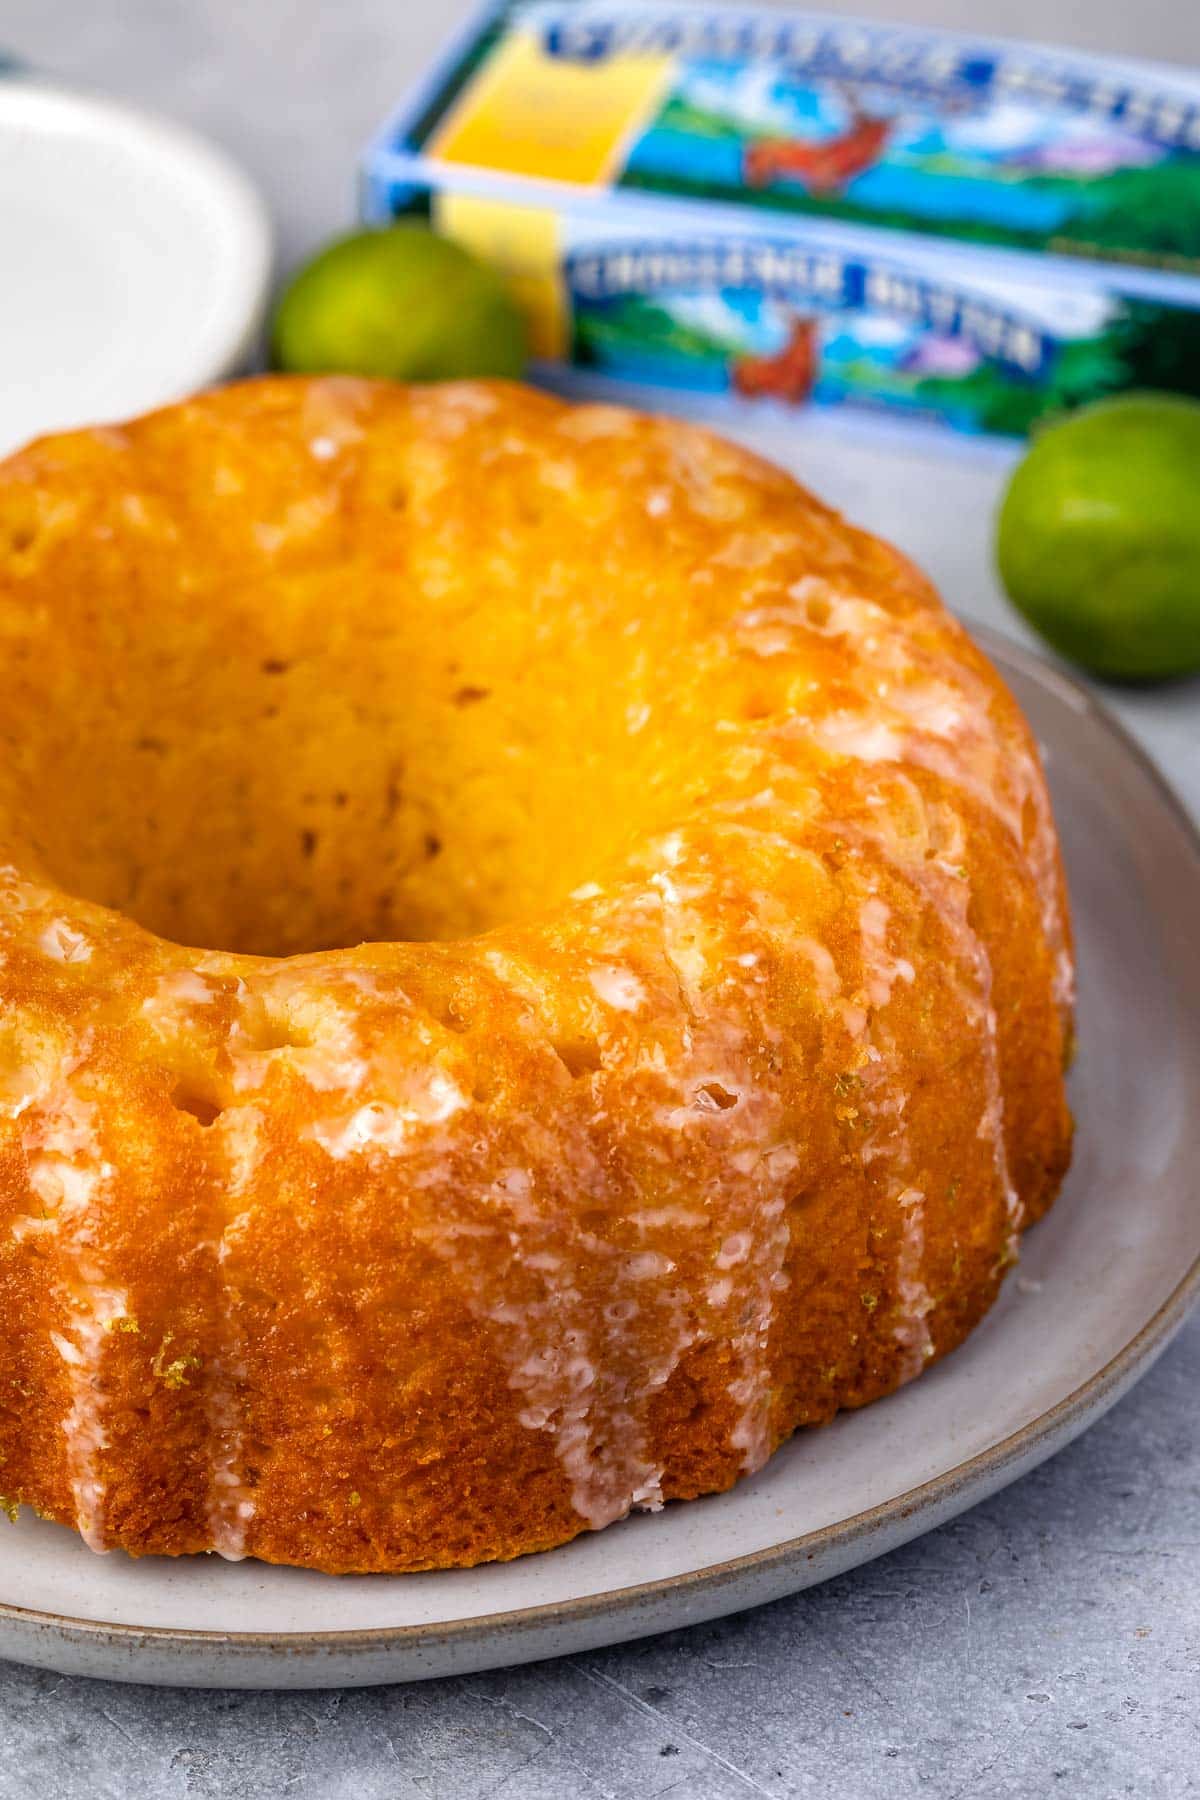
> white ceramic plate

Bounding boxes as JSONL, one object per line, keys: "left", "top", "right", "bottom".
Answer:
{"left": 0, "top": 78, "right": 271, "bottom": 457}
{"left": 0, "top": 632, "right": 1196, "bottom": 1689}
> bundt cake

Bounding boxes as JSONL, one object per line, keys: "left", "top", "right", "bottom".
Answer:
{"left": 0, "top": 377, "right": 1073, "bottom": 1573}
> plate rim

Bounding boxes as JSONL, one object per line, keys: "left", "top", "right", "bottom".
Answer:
{"left": 0, "top": 74, "right": 273, "bottom": 413}
{"left": 2, "top": 628, "right": 1197, "bottom": 1658}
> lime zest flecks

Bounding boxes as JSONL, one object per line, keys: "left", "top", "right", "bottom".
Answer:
{"left": 152, "top": 1333, "right": 202, "bottom": 1389}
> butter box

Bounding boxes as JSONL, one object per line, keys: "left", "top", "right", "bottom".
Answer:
{"left": 363, "top": 2, "right": 1200, "bottom": 441}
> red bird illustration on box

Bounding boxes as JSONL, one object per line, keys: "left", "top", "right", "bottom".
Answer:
{"left": 743, "top": 100, "right": 893, "bottom": 195}
{"left": 731, "top": 315, "right": 820, "bottom": 405}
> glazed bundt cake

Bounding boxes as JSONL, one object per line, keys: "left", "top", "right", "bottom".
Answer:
{"left": 0, "top": 377, "right": 1073, "bottom": 1573}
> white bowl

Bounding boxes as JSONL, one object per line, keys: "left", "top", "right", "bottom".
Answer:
{"left": 0, "top": 76, "right": 272, "bottom": 457}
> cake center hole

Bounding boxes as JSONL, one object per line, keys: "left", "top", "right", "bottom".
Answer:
{"left": 24, "top": 560, "right": 690, "bottom": 957}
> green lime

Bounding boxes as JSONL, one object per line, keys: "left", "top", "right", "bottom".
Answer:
{"left": 996, "top": 392, "right": 1200, "bottom": 682}
{"left": 270, "top": 223, "right": 526, "bottom": 383}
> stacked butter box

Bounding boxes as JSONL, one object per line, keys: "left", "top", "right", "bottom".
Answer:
{"left": 363, "top": 1, "right": 1200, "bottom": 443}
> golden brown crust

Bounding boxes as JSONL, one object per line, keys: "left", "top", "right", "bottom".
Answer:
{"left": 0, "top": 377, "right": 1072, "bottom": 1572}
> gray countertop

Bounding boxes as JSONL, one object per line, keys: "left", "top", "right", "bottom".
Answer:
{"left": 1, "top": 2, "right": 1198, "bottom": 1794}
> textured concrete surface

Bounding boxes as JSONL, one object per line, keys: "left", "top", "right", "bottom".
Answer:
{"left": 1, "top": 2, "right": 1198, "bottom": 1794}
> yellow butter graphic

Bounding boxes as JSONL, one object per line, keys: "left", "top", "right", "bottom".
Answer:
{"left": 427, "top": 28, "right": 671, "bottom": 187}
{"left": 435, "top": 192, "right": 568, "bottom": 360}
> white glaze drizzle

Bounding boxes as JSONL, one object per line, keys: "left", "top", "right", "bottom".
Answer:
{"left": 204, "top": 1105, "right": 265, "bottom": 1560}
{"left": 291, "top": 834, "right": 801, "bottom": 1521}
{"left": 588, "top": 964, "right": 647, "bottom": 1012}
{"left": 838, "top": 800, "right": 1025, "bottom": 1340}
{"left": 751, "top": 576, "right": 1073, "bottom": 1016}
{"left": 892, "top": 1185, "right": 933, "bottom": 1381}
{"left": 15, "top": 1066, "right": 123, "bottom": 1551}
{"left": 833, "top": 893, "right": 935, "bottom": 1378}
{"left": 38, "top": 920, "right": 92, "bottom": 964}
{"left": 638, "top": 835, "right": 795, "bottom": 1475}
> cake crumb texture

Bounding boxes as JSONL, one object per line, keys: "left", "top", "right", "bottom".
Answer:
{"left": 0, "top": 377, "right": 1073, "bottom": 1572}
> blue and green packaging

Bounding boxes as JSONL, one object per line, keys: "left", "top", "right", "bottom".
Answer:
{"left": 363, "top": 2, "right": 1200, "bottom": 441}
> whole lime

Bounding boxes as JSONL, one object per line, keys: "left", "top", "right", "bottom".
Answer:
{"left": 996, "top": 392, "right": 1200, "bottom": 682}
{"left": 270, "top": 223, "right": 526, "bottom": 383}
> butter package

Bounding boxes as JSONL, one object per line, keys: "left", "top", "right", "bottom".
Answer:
{"left": 363, "top": 2, "right": 1200, "bottom": 441}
